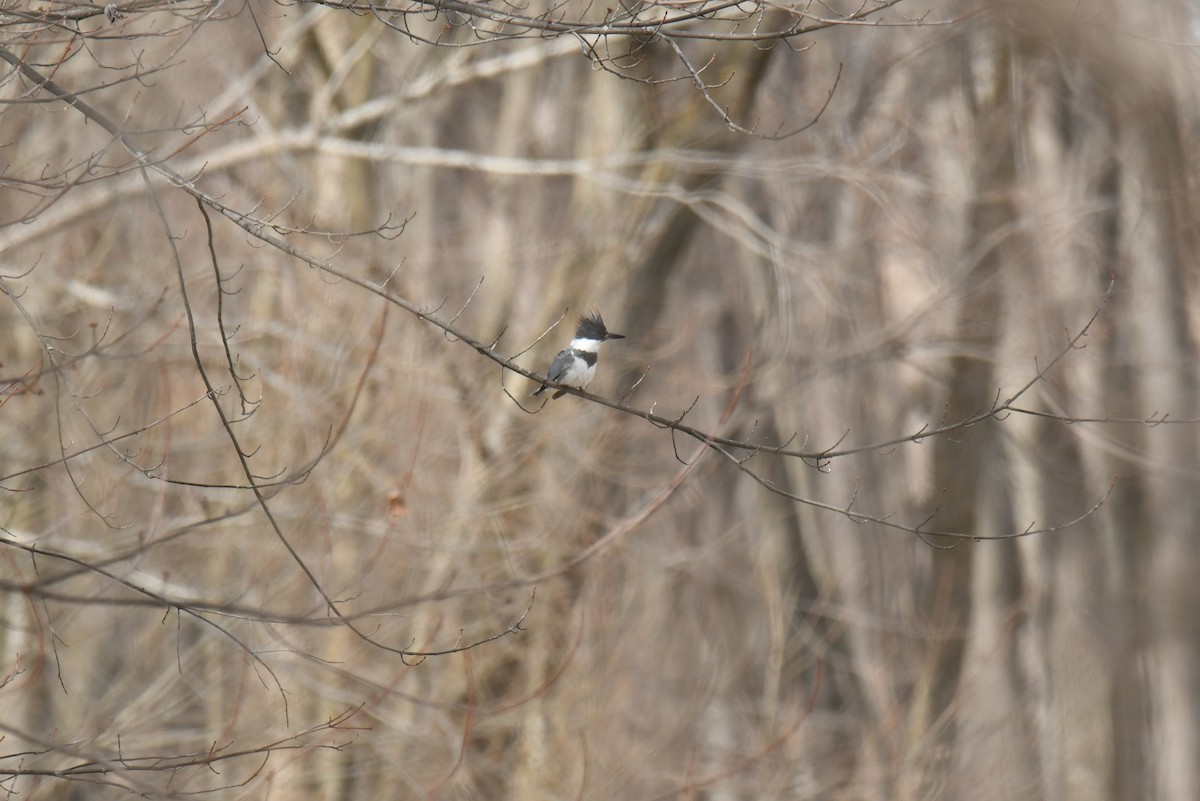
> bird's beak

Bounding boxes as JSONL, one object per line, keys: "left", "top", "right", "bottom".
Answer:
{"left": 606, "top": 332, "right": 625, "bottom": 340}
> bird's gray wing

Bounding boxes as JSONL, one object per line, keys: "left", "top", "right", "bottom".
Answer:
{"left": 545, "top": 351, "right": 573, "bottom": 383}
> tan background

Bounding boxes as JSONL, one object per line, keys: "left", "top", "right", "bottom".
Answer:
{"left": 2, "top": 1, "right": 1198, "bottom": 798}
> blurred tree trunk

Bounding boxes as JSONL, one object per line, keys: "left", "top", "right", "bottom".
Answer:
{"left": 921, "top": 28, "right": 1035, "bottom": 799}
{"left": 1121, "top": 99, "right": 1200, "bottom": 801}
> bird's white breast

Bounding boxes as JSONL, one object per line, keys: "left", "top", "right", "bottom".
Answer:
{"left": 560, "top": 354, "right": 596, "bottom": 389}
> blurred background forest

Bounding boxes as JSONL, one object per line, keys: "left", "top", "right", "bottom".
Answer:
{"left": 3, "top": 0, "right": 1199, "bottom": 798}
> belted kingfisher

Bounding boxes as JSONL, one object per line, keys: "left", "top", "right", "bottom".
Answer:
{"left": 532, "top": 311, "right": 625, "bottom": 399}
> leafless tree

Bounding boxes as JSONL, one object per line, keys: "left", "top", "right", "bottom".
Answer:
{"left": 3, "top": 0, "right": 1199, "bottom": 798}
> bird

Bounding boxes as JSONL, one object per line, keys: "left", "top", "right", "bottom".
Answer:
{"left": 532, "top": 311, "right": 625, "bottom": 399}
